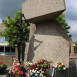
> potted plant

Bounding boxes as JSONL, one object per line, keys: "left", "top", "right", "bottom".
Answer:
{"left": 26, "top": 59, "right": 50, "bottom": 77}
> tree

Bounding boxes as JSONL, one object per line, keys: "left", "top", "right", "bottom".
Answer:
{"left": 56, "top": 14, "right": 72, "bottom": 40}
{"left": 2, "top": 11, "right": 30, "bottom": 47}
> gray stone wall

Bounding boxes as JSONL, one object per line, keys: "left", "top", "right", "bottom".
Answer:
{"left": 27, "top": 21, "right": 69, "bottom": 67}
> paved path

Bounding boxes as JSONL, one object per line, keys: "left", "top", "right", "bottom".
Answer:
{"left": 0, "top": 66, "right": 11, "bottom": 77}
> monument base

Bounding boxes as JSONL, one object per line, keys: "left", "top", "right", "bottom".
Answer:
{"left": 27, "top": 21, "right": 69, "bottom": 67}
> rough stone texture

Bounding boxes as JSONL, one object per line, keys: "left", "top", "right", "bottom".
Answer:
{"left": 22, "top": 0, "right": 69, "bottom": 67}
{"left": 22, "top": 0, "right": 66, "bottom": 23}
{"left": 29, "top": 23, "right": 36, "bottom": 39}
{"left": 27, "top": 21, "right": 69, "bottom": 67}
{"left": 24, "top": 23, "right": 36, "bottom": 62}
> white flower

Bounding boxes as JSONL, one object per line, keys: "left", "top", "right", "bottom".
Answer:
{"left": 32, "top": 69, "right": 36, "bottom": 73}
{"left": 42, "top": 74, "right": 44, "bottom": 77}
{"left": 41, "top": 70, "right": 44, "bottom": 73}
{"left": 40, "top": 73, "right": 42, "bottom": 76}
{"left": 25, "top": 62, "right": 32, "bottom": 67}
{"left": 36, "top": 68, "right": 38, "bottom": 70}
{"left": 30, "top": 70, "right": 32, "bottom": 72}
{"left": 14, "top": 61, "right": 16, "bottom": 62}
{"left": 59, "top": 65, "right": 61, "bottom": 67}
{"left": 37, "top": 71, "right": 40, "bottom": 73}
{"left": 30, "top": 72, "right": 33, "bottom": 75}
{"left": 63, "top": 67, "right": 66, "bottom": 70}
{"left": 32, "top": 69, "right": 34, "bottom": 73}
{"left": 17, "top": 63, "right": 20, "bottom": 66}
{"left": 34, "top": 70, "right": 36, "bottom": 73}
{"left": 35, "top": 74, "right": 37, "bottom": 76}
{"left": 29, "top": 63, "right": 32, "bottom": 65}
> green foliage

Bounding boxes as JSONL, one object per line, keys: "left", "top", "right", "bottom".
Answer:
{"left": 74, "top": 45, "right": 77, "bottom": 53}
{"left": 0, "top": 33, "right": 2, "bottom": 36}
{"left": 56, "top": 14, "right": 72, "bottom": 40}
{"left": 2, "top": 11, "right": 30, "bottom": 47}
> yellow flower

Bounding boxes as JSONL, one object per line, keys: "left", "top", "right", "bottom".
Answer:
{"left": 9, "top": 71, "right": 10, "bottom": 74}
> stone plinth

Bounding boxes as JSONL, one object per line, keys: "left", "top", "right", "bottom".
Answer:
{"left": 22, "top": 0, "right": 66, "bottom": 23}
{"left": 27, "top": 21, "right": 69, "bottom": 67}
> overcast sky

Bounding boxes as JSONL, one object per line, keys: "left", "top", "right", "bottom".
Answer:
{"left": 0, "top": 0, "right": 77, "bottom": 41}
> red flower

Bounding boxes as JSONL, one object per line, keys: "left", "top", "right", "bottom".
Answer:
{"left": 41, "top": 68, "right": 44, "bottom": 71}
{"left": 30, "top": 67, "right": 32, "bottom": 70}
{"left": 46, "top": 76, "right": 48, "bottom": 77}
{"left": 16, "top": 74, "right": 18, "bottom": 76}
{"left": 18, "top": 68, "right": 21, "bottom": 71}
{"left": 44, "top": 69, "right": 46, "bottom": 71}
{"left": 45, "top": 67, "right": 47, "bottom": 69}
{"left": 39, "top": 65, "right": 40, "bottom": 67}
{"left": 38, "top": 68, "right": 40, "bottom": 70}
{"left": 44, "top": 72, "right": 46, "bottom": 74}
{"left": 24, "top": 75, "right": 26, "bottom": 77}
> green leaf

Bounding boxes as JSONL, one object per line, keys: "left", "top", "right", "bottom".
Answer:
{"left": 56, "top": 14, "right": 72, "bottom": 40}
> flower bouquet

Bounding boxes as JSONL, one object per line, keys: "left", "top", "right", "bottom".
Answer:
{"left": 26, "top": 59, "right": 50, "bottom": 77}
{"left": 25, "top": 62, "right": 32, "bottom": 70}
{"left": 0, "top": 62, "right": 8, "bottom": 73}
{"left": 7, "top": 60, "right": 26, "bottom": 77}
{"left": 55, "top": 62, "right": 67, "bottom": 77}
{"left": 55, "top": 62, "right": 66, "bottom": 71}
{"left": 27, "top": 68, "right": 48, "bottom": 77}
{"left": 35, "top": 59, "right": 50, "bottom": 69}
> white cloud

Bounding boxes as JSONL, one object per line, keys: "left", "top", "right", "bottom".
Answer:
{"left": 64, "top": 0, "right": 77, "bottom": 41}
{"left": 66, "top": 19, "right": 77, "bottom": 41}
{"left": 65, "top": 0, "right": 77, "bottom": 20}
{"left": 0, "top": 19, "right": 2, "bottom": 24}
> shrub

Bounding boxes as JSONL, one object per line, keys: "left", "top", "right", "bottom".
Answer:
{"left": 74, "top": 45, "right": 77, "bottom": 53}
{"left": 0, "top": 62, "right": 8, "bottom": 73}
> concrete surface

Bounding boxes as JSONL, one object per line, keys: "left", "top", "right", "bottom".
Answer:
{"left": 27, "top": 21, "right": 69, "bottom": 67}
{"left": 22, "top": 0, "right": 66, "bottom": 23}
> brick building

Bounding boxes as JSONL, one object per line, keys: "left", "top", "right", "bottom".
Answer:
{"left": 0, "top": 22, "right": 15, "bottom": 65}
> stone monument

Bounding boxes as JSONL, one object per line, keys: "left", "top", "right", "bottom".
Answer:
{"left": 22, "top": 0, "right": 69, "bottom": 67}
